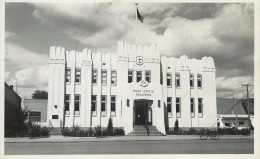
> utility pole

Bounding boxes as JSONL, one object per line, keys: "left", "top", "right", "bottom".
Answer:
{"left": 233, "top": 98, "right": 238, "bottom": 127}
{"left": 241, "top": 84, "right": 252, "bottom": 131}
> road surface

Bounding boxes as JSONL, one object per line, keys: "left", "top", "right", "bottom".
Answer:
{"left": 5, "top": 139, "right": 253, "bottom": 154}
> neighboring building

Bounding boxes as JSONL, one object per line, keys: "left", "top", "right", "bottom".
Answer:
{"left": 47, "top": 41, "right": 217, "bottom": 135}
{"left": 217, "top": 98, "right": 254, "bottom": 129}
{"left": 5, "top": 82, "right": 22, "bottom": 129}
{"left": 23, "top": 99, "right": 48, "bottom": 123}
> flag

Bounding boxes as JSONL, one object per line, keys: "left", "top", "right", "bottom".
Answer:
{"left": 137, "top": 8, "right": 144, "bottom": 23}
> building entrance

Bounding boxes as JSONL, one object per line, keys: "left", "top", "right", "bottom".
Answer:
{"left": 134, "top": 100, "right": 152, "bottom": 125}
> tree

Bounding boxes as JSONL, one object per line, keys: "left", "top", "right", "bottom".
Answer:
{"left": 174, "top": 119, "right": 179, "bottom": 134}
{"left": 107, "top": 118, "right": 113, "bottom": 136}
{"left": 32, "top": 90, "right": 48, "bottom": 99}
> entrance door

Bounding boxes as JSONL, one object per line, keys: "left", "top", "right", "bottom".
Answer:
{"left": 134, "top": 101, "right": 152, "bottom": 125}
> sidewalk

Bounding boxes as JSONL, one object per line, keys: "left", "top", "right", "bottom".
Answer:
{"left": 4, "top": 135, "right": 254, "bottom": 143}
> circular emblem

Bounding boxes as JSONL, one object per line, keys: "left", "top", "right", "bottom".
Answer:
{"left": 136, "top": 56, "right": 143, "bottom": 66}
{"left": 139, "top": 80, "right": 148, "bottom": 87}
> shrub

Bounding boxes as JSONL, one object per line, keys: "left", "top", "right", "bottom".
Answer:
{"left": 173, "top": 119, "right": 179, "bottom": 134}
{"left": 28, "top": 125, "right": 41, "bottom": 137}
{"left": 113, "top": 128, "right": 125, "bottom": 136}
{"left": 107, "top": 118, "right": 113, "bottom": 136}
{"left": 95, "top": 126, "right": 102, "bottom": 137}
{"left": 71, "top": 125, "right": 80, "bottom": 136}
{"left": 88, "top": 127, "right": 95, "bottom": 137}
{"left": 40, "top": 126, "right": 50, "bottom": 137}
{"left": 102, "top": 129, "right": 109, "bottom": 136}
{"left": 62, "top": 127, "right": 71, "bottom": 136}
{"left": 77, "top": 130, "right": 87, "bottom": 137}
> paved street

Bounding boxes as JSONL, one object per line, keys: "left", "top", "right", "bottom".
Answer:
{"left": 5, "top": 139, "right": 253, "bottom": 154}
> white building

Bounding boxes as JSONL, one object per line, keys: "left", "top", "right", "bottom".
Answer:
{"left": 47, "top": 41, "right": 217, "bottom": 135}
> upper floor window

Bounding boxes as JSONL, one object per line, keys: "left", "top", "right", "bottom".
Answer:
{"left": 190, "top": 98, "right": 195, "bottom": 117}
{"left": 145, "top": 71, "right": 151, "bottom": 83}
{"left": 92, "top": 70, "right": 97, "bottom": 84}
{"left": 101, "top": 70, "right": 107, "bottom": 85}
{"left": 75, "top": 68, "right": 81, "bottom": 83}
{"left": 176, "top": 97, "right": 181, "bottom": 117}
{"left": 91, "top": 95, "right": 97, "bottom": 115}
{"left": 111, "top": 71, "right": 117, "bottom": 85}
{"left": 190, "top": 74, "right": 194, "bottom": 88}
{"left": 136, "top": 71, "right": 142, "bottom": 82}
{"left": 74, "top": 95, "right": 80, "bottom": 115}
{"left": 101, "top": 95, "right": 106, "bottom": 116}
{"left": 198, "top": 98, "right": 203, "bottom": 117}
{"left": 198, "top": 74, "right": 202, "bottom": 88}
{"left": 111, "top": 96, "right": 116, "bottom": 116}
{"left": 175, "top": 73, "right": 180, "bottom": 87}
{"left": 128, "top": 70, "right": 133, "bottom": 83}
{"left": 166, "top": 73, "right": 172, "bottom": 87}
{"left": 66, "top": 69, "right": 71, "bottom": 83}
{"left": 167, "top": 97, "right": 172, "bottom": 116}
{"left": 65, "top": 94, "right": 70, "bottom": 115}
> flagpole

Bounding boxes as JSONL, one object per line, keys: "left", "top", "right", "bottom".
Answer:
{"left": 135, "top": 4, "right": 138, "bottom": 45}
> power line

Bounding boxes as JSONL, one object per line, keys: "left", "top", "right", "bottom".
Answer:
{"left": 241, "top": 84, "right": 252, "bottom": 131}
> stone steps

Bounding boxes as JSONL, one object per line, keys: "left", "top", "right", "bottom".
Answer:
{"left": 49, "top": 127, "right": 62, "bottom": 136}
{"left": 128, "top": 125, "right": 164, "bottom": 136}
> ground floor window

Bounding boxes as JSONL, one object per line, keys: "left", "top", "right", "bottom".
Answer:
{"left": 91, "top": 95, "right": 97, "bottom": 115}
{"left": 167, "top": 97, "right": 172, "bottom": 116}
{"left": 198, "top": 98, "right": 203, "bottom": 117}
{"left": 176, "top": 97, "right": 181, "bottom": 117}
{"left": 225, "top": 123, "right": 230, "bottom": 127}
{"left": 239, "top": 121, "right": 244, "bottom": 126}
{"left": 74, "top": 95, "right": 80, "bottom": 115}
{"left": 101, "top": 95, "right": 106, "bottom": 116}
{"left": 190, "top": 98, "right": 195, "bottom": 117}
{"left": 65, "top": 94, "right": 70, "bottom": 115}
{"left": 111, "top": 96, "right": 116, "bottom": 116}
{"left": 29, "top": 111, "right": 41, "bottom": 123}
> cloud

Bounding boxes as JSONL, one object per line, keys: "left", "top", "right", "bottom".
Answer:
{"left": 5, "top": 3, "right": 254, "bottom": 99}
{"left": 216, "top": 76, "right": 254, "bottom": 98}
{"left": 5, "top": 31, "right": 18, "bottom": 39}
{"left": 7, "top": 65, "right": 49, "bottom": 99}
{"left": 5, "top": 42, "right": 49, "bottom": 73}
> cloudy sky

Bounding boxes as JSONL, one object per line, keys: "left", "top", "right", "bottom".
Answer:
{"left": 5, "top": 2, "right": 254, "bottom": 99}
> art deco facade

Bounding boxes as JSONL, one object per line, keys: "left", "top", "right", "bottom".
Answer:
{"left": 47, "top": 41, "right": 217, "bottom": 135}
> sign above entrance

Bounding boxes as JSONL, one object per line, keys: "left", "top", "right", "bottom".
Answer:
{"left": 139, "top": 80, "right": 148, "bottom": 87}
{"left": 136, "top": 56, "right": 143, "bottom": 65}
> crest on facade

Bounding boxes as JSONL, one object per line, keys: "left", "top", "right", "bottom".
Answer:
{"left": 139, "top": 80, "right": 148, "bottom": 87}
{"left": 136, "top": 56, "right": 143, "bottom": 65}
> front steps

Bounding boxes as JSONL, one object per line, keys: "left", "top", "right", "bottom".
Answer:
{"left": 128, "top": 125, "right": 164, "bottom": 136}
{"left": 49, "top": 127, "right": 62, "bottom": 136}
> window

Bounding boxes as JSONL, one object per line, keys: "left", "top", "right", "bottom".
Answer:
{"left": 65, "top": 94, "right": 70, "bottom": 115}
{"left": 190, "top": 98, "right": 195, "bottom": 117}
{"left": 190, "top": 74, "right": 194, "bottom": 88}
{"left": 101, "top": 95, "right": 106, "bottom": 115}
{"left": 198, "top": 74, "right": 202, "bottom": 88}
{"left": 91, "top": 95, "right": 97, "bottom": 115}
{"left": 225, "top": 123, "right": 230, "bottom": 127}
{"left": 175, "top": 73, "right": 180, "bottom": 87}
{"left": 111, "top": 71, "right": 117, "bottom": 85}
{"left": 128, "top": 70, "right": 133, "bottom": 83}
{"left": 166, "top": 73, "right": 172, "bottom": 87}
{"left": 29, "top": 111, "right": 41, "bottom": 123}
{"left": 66, "top": 69, "right": 71, "bottom": 83}
{"left": 111, "top": 96, "right": 116, "bottom": 116}
{"left": 158, "top": 100, "right": 161, "bottom": 107}
{"left": 74, "top": 95, "right": 80, "bottom": 115}
{"left": 101, "top": 70, "right": 107, "bottom": 85}
{"left": 145, "top": 71, "right": 151, "bottom": 83}
{"left": 127, "top": 99, "right": 130, "bottom": 107}
{"left": 136, "top": 71, "right": 142, "bottom": 82}
{"left": 92, "top": 70, "right": 97, "bottom": 84}
{"left": 160, "top": 72, "right": 163, "bottom": 84}
{"left": 198, "top": 98, "right": 203, "bottom": 117}
{"left": 176, "top": 97, "right": 181, "bottom": 117}
{"left": 75, "top": 68, "right": 81, "bottom": 83}
{"left": 52, "top": 115, "right": 58, "bottom": 119}
{"left": 167, "top": 97, "right": 172, "bottom": 116}
{"left": 239, "top": 121, "right": 244, "bottom": 126}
